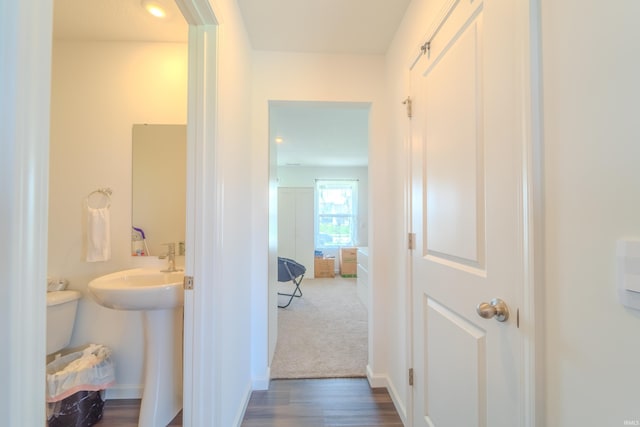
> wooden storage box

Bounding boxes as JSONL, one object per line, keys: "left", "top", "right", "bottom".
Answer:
{"left": 314, "top": 257, "right": 335, "bottom": 278}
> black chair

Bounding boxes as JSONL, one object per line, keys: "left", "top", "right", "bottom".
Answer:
{"left": 277, "top": 257, "right": 306, "bottom": 308}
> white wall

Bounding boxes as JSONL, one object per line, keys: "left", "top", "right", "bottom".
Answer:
{"left": 250, "top": 52, "right": 393, "bottom": 389}
{"left": 278, "top": 165, "right": 369, "bottom": 249}
{"left": 207, "top": 0, "right": 255, "bottom": 423}
{"left": 541, "top": 1, "right": 640, "bottom": 425}
{"left": 49, "top": 40, "right": 188, "bottom": 397}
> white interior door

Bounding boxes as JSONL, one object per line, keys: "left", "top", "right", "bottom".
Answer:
{"left": 410, "top": 0, "right": 528, "bottom": 425}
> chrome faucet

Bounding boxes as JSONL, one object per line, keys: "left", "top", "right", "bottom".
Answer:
{"left": 159, "top": 243, "right": 181, "bottom": 272}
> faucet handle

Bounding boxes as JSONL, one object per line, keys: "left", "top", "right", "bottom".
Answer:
{"left": 162, "top": 242, "right": 176, "bottom": 254}
{"left": 159, "top": 242, "right": 181, "bottom": 272}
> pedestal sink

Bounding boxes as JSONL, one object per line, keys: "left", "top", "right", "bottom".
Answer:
{"left": 88, "top": 268, "right": 184, "bottom": 427}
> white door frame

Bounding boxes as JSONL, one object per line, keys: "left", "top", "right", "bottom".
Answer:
{"left": 1, "top": 1, "right": 53, "bottom": 425}
{"left": 512, "top": 0, "right": 545, "bottom": 423}
{"left": 404, "top": 0, "right": 545, "bottom": 424}
{"left": 2, "top": 0, "right": 219, "bottom": 424}
{"left": 177, "top": 2, "right": 220, "bottom": 425}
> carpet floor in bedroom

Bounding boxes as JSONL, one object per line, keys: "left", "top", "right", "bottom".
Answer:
{"left": 271, "top": 276, "right": 368, "bottom": 379}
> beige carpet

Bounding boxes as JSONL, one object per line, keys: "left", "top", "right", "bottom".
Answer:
{"left": 271, "top": 277, "right": 368, "bottom": 379}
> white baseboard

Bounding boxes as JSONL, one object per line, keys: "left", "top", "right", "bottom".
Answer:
{"left": 366, "top": 364, "right": 387, "bottom": 388}
{"left": 233, "top": 380, "right": 254, "bottom": 427}
{"left": 252, "top": 366, "right": 270, "bottom": 390}
{"left": 366, "top": 365, "right": 408, "bottom": 426}
{"left": 386, "top": 375, "right": 408, "bottom": 425}
{"left": 104, "top": 384, "right": 143, "bottom": 400}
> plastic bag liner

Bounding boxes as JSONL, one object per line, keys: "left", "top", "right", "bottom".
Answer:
{"left": 46, "top": 344, "right": 115, "bottom": 426}
{"left": 47, "top": 390, "right": 105, "bottom": 427}
{"left": 47, "top": 344, "right": 115, "bottom": 402}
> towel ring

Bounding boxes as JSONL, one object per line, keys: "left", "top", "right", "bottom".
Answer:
{"left": 87, "top": 188, "right": 112, "bottom": 209}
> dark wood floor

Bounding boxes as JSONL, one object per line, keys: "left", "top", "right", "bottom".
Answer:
{"left": 242, "top": 378, "right": 404, "bottom": 427}
{"left": 98, "top": 378, "right": 403, "bottom": 427}
{"left": 99, "top": 399, "right": 182, "bottom": 426}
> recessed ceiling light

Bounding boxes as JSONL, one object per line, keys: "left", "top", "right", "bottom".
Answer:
{"left": 142, "top": 0, "right": 167, "bottom": 18}
{"left": 275, "top": 137, "right": 284, "bottom": 144}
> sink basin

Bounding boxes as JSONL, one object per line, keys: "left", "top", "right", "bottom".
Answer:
{"left": 88, "top": 268, "right": 184, "bottom": 310}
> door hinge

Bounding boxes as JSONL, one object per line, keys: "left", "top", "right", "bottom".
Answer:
{"left": 408, "top": 232, "right": 416, "bottom": 250}
{"left": 420, "top": 41, "right": 431, "bottom": 56}
{"left": 402, "top": 96, "right": 412, "bottom": 118}
{"left": 409, "top": 368, "right": 414, "bottom": 386}
{"left": 183, "top": 275, "right": 194, "bottom": 290}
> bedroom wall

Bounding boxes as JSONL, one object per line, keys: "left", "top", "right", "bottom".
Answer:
{"left": 277, "top": 165, "right": 369, "bottom": 248}
{"left": 49, "top": 40, "right": 188, "bottom": 398}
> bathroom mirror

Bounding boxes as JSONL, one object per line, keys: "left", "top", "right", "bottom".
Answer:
{"left": 131, "top": 124, "right": 186, "bottom": 257}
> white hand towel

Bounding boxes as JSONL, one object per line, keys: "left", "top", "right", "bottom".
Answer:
{"left": 86, "top": 206, "right": 111, "bottom": 262}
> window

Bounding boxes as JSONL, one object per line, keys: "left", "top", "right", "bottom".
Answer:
{"left": 316, "top": 180, "right": 358, "bottom": 248}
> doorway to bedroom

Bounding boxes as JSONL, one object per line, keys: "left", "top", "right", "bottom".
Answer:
{"left": 269, "top": 100, "right": 370, "bottom": 379}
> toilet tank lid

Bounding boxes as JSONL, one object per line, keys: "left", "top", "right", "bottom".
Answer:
{"left": 46, "top": 290, "right": 81, "bottom": 306}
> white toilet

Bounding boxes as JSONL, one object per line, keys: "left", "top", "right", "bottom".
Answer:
{"left": 46, "top": 290, "right": 81, "bottom": 355}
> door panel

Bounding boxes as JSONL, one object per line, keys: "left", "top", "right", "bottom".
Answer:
{"left": 425, "top": 12, "right": 484, "bottom": 267}
{"left": 411, "top": 0, "right": 524, "bottom": 426}
{"left": 424, "top": 297, "right": 486, "bottom": 426}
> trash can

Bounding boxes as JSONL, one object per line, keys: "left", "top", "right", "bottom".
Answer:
{"left": 46, "top": 344, "right": 115, "bottom": 427}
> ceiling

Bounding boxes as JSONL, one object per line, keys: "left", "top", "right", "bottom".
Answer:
{"left": 53, "top": 0, "right": 411, "bottom": 167}
{"left": 237, "top": 0, "right": 411, "bottom": 55}
{"left": 270, "top": 102, "right": 370, "bottom": 167}
{"left": 53, "top": 0, "right": 410, "bottom": 52}
{"left": 53, "top": 0, "right": 188, "bottom": 43}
